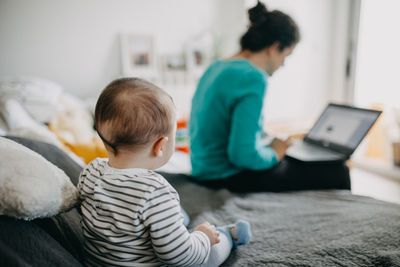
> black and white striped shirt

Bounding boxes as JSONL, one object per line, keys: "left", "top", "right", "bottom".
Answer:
{"left": 78, "top": 158, "right": 210, "bottom": 266}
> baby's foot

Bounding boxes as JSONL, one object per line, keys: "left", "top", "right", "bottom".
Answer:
{"left": 217, "top": 220, "right": 251, "bottom": 247}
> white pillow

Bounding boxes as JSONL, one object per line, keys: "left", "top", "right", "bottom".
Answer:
{"left": 0, "top": 137, "right": 79, "bottom": 220}
{"left": 0, "top": 99, "right": 64, "bottom": 148}
{"left": 0, "top": 76, "right": 63, "bottom": 123}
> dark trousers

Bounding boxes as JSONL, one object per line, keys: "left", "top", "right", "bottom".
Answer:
{"left": 199, "top": 157, "right": 351, "bottom": 193}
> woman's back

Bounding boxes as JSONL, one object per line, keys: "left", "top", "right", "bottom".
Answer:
{"left": 190, "top": 59, "right": 278, "bottom": 180}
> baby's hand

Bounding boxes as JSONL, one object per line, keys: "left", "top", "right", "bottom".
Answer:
{"left": 194, "top": 221, "right": 220, "bottom": 246}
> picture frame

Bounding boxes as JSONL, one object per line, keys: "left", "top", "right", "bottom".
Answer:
{"left": 159, "top": 53, "right": 188, "bottom": 86}
{"left": 184, "top": 32, "right": 213, "bottom": 80}
{"left": 120, "top": 34, "right": 158, "bottom": 80}
{"left": 185, "top": 44, "right": 208, "bottom": 72}
{"left": 162, "top": 54, "right": 187, "bottom": 71}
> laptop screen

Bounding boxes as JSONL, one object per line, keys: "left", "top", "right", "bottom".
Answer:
{"left": 304, "top": 103, "right": 381, "bottom": 155}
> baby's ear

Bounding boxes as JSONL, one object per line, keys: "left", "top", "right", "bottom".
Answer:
{"left": 153, "top": 136, "right": 168, "bottom": 157}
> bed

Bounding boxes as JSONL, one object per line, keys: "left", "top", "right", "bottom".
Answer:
{"left": 1, "top": 136, "right": 400, "bottom": 266}
{"left": 162, "top": 171, "right": 400, "bottom": 266}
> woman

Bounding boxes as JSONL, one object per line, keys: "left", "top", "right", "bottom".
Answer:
{"left": 189, "top": 1, "right": 350, "bottom": 192}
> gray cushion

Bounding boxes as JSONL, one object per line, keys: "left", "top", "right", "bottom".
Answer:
{"left": 0, "top": 216, "right": 83, "bottom": 267}
{"left": 3, "top": 136, "right": 84, "bottom": 263}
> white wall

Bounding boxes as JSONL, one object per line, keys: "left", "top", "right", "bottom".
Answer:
{"left": 0, "top": 0, "right": 215, "bottom": 98}
{"left": 0, "top": 0, "right": 351, "bottom": 122}
{"left": 254, "top": 0, "right": 352, "bottom": 123}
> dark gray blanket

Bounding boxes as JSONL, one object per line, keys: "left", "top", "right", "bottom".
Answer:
{"left": 2, "top": 136, "right": 400, "bottom": 266}
{"left": 162, "top": 172, "right": 400, "bottom": 267}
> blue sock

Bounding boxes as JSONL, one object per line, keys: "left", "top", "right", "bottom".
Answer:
{"left": 217, "top": 220, "right": 251, "bottom": 247}
{"left": 180, "top": 206, "right": 190, "bottom": 227}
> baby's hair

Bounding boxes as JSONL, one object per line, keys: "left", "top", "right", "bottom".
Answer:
{"left": 94, "top": 77, "right": 175, "bottom": 155}
{"left": 240, "top": 1, "right": 300, "bottom": 52}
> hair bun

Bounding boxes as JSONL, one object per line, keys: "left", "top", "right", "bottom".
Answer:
{"left": 248, "top": 1, "right": 268, "bottom": 25}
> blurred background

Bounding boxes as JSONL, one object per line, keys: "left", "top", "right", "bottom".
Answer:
{"left": 1, "top": 0, "right": 399, "bottom": 201}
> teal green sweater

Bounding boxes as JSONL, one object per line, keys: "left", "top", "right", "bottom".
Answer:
{"left": 189, "top": 59, "right": 278, "bottom": 180}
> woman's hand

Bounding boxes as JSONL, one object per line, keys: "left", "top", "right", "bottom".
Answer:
{"left": 271, "top": 137, "right": 292, "bottom": 160}
{"left": 194, "top": 221, "right": 220, "bottom": 246}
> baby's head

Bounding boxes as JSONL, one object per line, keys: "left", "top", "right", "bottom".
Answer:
{"left": 95, "top": 77, "right": 176, "bottom": 167}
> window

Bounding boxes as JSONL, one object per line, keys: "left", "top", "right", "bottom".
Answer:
{"left": 354, "top": 0, "right": 400, "bottom": 110}
{"left": 351, "top": 0, "right": 400, "bottom": 173}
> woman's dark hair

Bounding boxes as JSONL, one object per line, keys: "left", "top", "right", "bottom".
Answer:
{"left": 240, "top": 1, "right": 300, "bottom": 52}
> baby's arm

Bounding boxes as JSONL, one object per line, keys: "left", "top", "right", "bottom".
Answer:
{"left": 141, "top": 186, "right": 212, "bottom": 266}
{"left": 76, "top": 165, "right": 89, "bottom": 197}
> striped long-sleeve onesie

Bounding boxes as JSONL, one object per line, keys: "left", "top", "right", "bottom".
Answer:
{"left": 78, "top": 158, "right": 210, "bottom": 266}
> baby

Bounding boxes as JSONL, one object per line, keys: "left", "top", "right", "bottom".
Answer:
{"left": 78, "top": 77, "right": 251, "bottom": 266}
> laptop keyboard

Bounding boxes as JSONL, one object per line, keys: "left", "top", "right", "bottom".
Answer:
{"left": 290, "top": 141, "right": 344, "bottom": 157}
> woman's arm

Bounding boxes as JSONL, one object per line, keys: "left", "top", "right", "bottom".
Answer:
{"left": 227, "top": 71, "right": 279, "bottom": 170}
{"left": 227, "top": 93, "right": 279, "bottom": 170}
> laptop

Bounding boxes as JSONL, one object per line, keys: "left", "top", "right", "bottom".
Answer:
{"left": 285, "top": 103, "right": 381, "bottom": 162}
